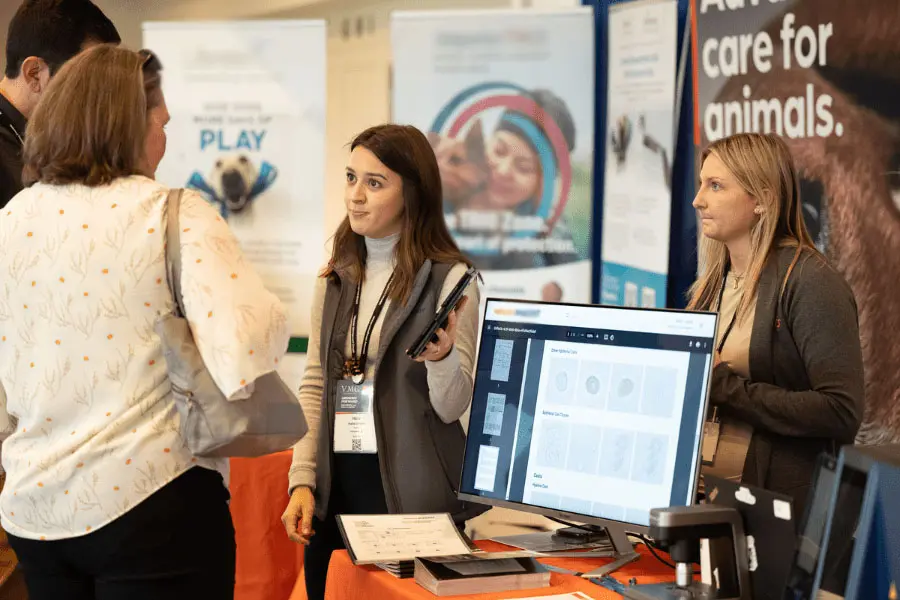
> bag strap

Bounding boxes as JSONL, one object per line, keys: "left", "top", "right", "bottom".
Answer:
{"left": 164, "top": 188, "right": 186, "bottom": 318}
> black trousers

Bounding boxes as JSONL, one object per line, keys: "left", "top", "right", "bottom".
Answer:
{"left": 304, "top": 454, "right": 388, "bottom": 600}
{"left": 8, "top": 467, "right": 235, "bottom": 600}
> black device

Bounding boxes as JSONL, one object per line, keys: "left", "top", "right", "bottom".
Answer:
{"left": 811, "top": 443, "right": 900, "bottom": 599}
{"left": 622, "top": 505, "right": 752, "bottom": 600}
{"left": 782, "top": 453, "right": 838, "bottom": 600}
{"left": 406, "top": 266, "right": 478, "bottom": 359}
{"left": 704, "top": 475, "right": 797, "bottom": 600}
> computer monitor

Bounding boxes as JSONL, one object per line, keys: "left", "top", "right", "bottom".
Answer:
{"left": 783, "top": 453, "right": 838, "bottom": 599}
{"left": 811, "top": 444, "right": 900, "bottom": 600}
{"left": 458, "top": 298, "right": 717, "bottom": 572}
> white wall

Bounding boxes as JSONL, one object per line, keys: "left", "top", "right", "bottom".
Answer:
{"left": 511, "top": 0, "right": 581, "bottom": 6}
{"left": 0, "top": 0, "right": 334, "bottom": 73}
{"left": 0, "top": 2, "right": 20, "bottom": 75}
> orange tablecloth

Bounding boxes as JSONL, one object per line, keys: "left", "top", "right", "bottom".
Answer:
{"left": 288, "top": 540, "right": 675, "bottom": 600}
{"left": 230, "top": 451, "right": 304, "bottom": 600}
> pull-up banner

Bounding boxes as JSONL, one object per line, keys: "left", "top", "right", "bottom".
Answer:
{"left": 143, "top": 20, "right": 327, "bottom": 339}
{"left": 692, "top": 0, "right": 900, "bottom": 443}
{"left": 391, "top": 8, "right": 595, "bottom": 304}
{"left": 600, "top": 0, "right": 679, "bottom": 309}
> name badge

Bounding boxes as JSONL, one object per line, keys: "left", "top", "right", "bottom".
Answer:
{"left": 334, "top": 379, "right": 377, "bottom": 454}
{"left": 702, "top": 420, "right": 721, "bottom": 465}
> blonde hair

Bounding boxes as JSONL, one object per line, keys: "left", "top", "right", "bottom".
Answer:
{"left": 22, "top": 44, "right": 163, "bottom": 187}
{"left": 687, "top": 133, "right": 820, "bottom": 319}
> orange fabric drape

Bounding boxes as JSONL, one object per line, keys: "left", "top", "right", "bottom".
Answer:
{"left": 230, "top": 452, "right": 305, "bottom": 600}
{"left": 289, "top": 540, "right": 677, "bottom": 600}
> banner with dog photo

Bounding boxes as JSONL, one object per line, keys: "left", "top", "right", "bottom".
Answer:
{"left": 693, "top": 0, "right": 900, "bottom": 443}
{"left": 143, "top": 21, "right": 326, "bottom": 338}
{"left": 600, "top": 0, "right": 679, "bottom": 309}
{"left": 391, "top": 9, "right": 595, "bottom": 304}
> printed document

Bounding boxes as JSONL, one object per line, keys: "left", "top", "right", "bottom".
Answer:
{"left": 337, "top": 513, "right": 472, "bottom": 564}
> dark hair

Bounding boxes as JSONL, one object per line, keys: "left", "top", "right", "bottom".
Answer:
{"left": 323, "top": 124, "right": 473, "bottom": 304}
{"left": 5, "top": 0, "right": 120, "bottom": 78}
{"left": 22, "top": 46, "right": 163, "bottom": 187}
{"left": 497, "top": 88, "right": 577, "bottom": 153}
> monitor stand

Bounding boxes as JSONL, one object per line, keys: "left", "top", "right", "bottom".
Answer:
{"left": 575, "top": 524, "right": 641, "bottom": 579}
{"left": 491, "top": 523, "right": 613, "bottom": 553}
{"left": 491, "top": 523, "right": 640, "bottom": 575}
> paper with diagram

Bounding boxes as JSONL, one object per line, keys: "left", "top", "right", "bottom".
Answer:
{"left": 336, "top": 513, "right": 473, "bottom": 565}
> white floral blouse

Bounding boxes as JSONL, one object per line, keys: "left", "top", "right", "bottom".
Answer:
{"left": 0, "top": 176, "right": 289, "bottom": 541}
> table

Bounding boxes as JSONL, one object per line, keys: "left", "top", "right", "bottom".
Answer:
{"left": 288, "top": 540, "right": 676, "bottom": 600}
{"left": 230, "top": 451, "right": 305, "bottom": 600}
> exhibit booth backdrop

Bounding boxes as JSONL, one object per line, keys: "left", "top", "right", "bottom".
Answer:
{"left": 693, "top": 0, "right": 900, "bottom": 444}
{"left": 584, "top": 0, "right": 699, "bottom": 311}
{"left": 143, "top": 20, "right": 327, "bottom": 342}
{"left": 392, "top": 8, "right": 596, "bottom": 305}
{"left": 599, "top": 0, "right": 679, "bottom": 310}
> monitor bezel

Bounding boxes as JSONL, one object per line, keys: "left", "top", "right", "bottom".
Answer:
{"left": 457, "top": 296, "right": 719, "bottom": 535}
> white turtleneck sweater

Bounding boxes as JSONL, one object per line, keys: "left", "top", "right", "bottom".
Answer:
{"left": 288, "top": 233, "right": 479, "bottom": 493}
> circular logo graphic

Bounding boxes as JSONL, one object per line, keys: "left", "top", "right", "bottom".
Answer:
{"left": 429, "top": 82, "right": 573, "bottom": 233}
{"left": 585, "top": 375, "right": 600, "bottom": 395}
{"left": 617, "top": 378, "right": 635, "bottom": 398}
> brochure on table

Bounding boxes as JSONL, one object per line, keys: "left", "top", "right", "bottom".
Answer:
{"left": 336, "top": 513, "right": 475, "bottom": 565}
{"left": 336, "top": 513, "right": 558, "bottom": 566}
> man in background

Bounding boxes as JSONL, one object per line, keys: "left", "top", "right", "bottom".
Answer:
{"left": 0, "top": 3, "right": 119, "bottom": 596}
{"left": 0, "top": 0, "right": 120, "bottom": 208}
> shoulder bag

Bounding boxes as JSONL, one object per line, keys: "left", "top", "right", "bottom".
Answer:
{"left": 155, "top": 189, "right": 307, "bottom": 457}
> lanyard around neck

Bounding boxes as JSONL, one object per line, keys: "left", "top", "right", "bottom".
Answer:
{"left": 716, "top": 271, "right": 744, "bottom": 355}
{"left": 344, "top": 272, "right": 395, "bottom": 384}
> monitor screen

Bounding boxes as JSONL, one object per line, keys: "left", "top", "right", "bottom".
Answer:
{"left": 784, "top": 453, "right": 838, "bottom": 598}
{"left": 817, "top": 466, "right": 866, "bottom": 595}
{"left": 458, "top": 299, "right": 717, "bottom": 529}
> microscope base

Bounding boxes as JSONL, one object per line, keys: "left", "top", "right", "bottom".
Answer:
{"left": 622, "top": 581, "right": 716, "bottom": 600}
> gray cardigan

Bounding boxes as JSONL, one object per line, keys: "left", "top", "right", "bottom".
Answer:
{"left": 711, "top": 245, "right": 864, "bottom": 513}
{"left": 305, "top": 260, "right": 488, "bottom": 524}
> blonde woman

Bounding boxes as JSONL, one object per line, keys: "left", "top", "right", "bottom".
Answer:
{"left": 0, "top": 45, "right": 288, "bottom": 599}
{"left": 690, "top": 133, "right": 863, "bottom": 513}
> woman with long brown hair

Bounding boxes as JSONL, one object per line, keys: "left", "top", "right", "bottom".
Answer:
{"left": 690, "top": 132, "right": 863, "bottom": 512}
{"left": 0, "top": 45, "right": 288, "bottom": 599}
{"left": 281, "top": 124, "right": 486, "bottom": 599}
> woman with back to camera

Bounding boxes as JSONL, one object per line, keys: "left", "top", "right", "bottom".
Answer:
{"left": 691, "top": 132, "right": 864, "bottom": 513}
{"left": 0, "top": 45, "right": 288, "bottom": 599}
{"left": 281, "top": 124, "right": 487, "bottom": 600}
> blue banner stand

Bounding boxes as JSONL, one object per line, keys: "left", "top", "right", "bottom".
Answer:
{"left": 812, "top": 445, "right": 900, "bottom": 599}
{"left": 582, "top": 0, "right": 697, "bottom": 308}
{"left": 844, "top": 461, "right": 900, "bottom": 599}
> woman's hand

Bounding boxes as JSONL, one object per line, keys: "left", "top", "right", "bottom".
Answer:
{"left": 415, "top": 295, "right": 470, "bottom": 363}
{"left": 282, "top": 486, "right": 316, "bottom": 545}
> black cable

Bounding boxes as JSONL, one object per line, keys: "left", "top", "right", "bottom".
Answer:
{"left": 544, "top": 518, "right": 677, "bottom": 570}
{"left": 539, "top": 518, "right": 681, "bottom": 571}
{"left": 630, "top": 534, "right": 677, "bottom": 570}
